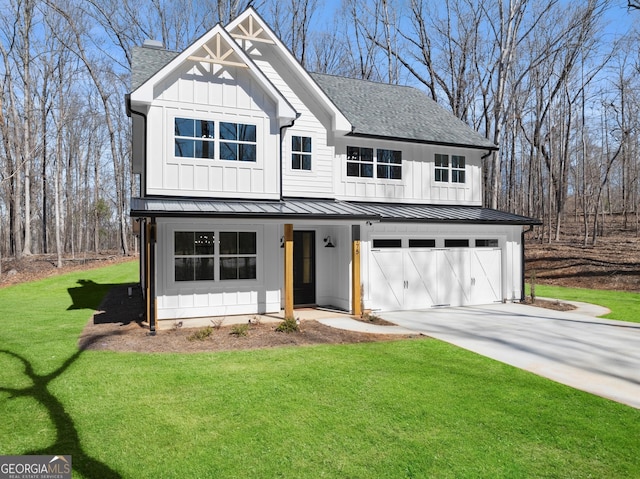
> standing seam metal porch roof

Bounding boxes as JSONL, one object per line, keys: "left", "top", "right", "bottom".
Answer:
{"left": 131, "top": 197, "right": 540, "bottom": 225}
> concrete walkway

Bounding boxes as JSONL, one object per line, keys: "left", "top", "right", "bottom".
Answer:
{"left": 316, "top": 317, "right": 416, "bottom": 334}
{"left": 379, "top": 302, "right": 640, "bottom": 409}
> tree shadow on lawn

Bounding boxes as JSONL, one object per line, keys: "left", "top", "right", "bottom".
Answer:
{"left": 0, "top": 278, "right": 141, "bottom": 478}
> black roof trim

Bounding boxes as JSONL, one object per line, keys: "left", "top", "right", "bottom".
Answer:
{"left": 346, "top": 132, "right": 499, "bottom": 151}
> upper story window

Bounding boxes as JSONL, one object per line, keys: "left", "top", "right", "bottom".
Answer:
{"left": 220, "top": 122, "right": 257, "bottom": 162}
{"left": 175, "top": 118, "right": 215, "bottom": 159}
{"left": 347, "top": 147, "right": 401, "bottom": 179}
{"left": 435, "top": 153, "right": 466, "bottom": 183}
{"left": 292, "top": 135, "right": 312, "bottom": 170}
{"left": 435, "top": 154, "right": 449, "bottom": 182}
{"left": 347, "top": 146, "right": 373, "bottom": 178}
{"left": 452, "top": 155, "right": 466, "bottom": 183}
{"left": 377, "top": 149, "right": 402, "bottom": 179}
{"left": 174, "top": 118, "right": 257, "bottom": 162}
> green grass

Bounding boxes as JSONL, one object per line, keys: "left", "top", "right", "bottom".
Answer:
{"left": 528, "top": 283, "right": 640, "bottom": 323}
{"left": 1, "top": 261, "right": 640, "bottom": 478}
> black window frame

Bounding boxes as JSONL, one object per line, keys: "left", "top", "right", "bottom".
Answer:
{"left": 291, "top": 135, "right": 312, "bottom": 171}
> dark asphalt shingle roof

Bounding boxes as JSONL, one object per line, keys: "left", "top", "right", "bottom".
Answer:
{"left": 130, "top": 197, "right": 540, "bottom": 225}
{"left": 131, "top": 46, "right": 179, "bottom": 91}
{"left": 130, "top": 46, "right": 496, "bottom": 149}
{"left": 310, "top": 73, "right": 496, "bottom": 149}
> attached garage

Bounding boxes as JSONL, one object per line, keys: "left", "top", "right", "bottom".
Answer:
{"left": 368, "top": 237, "right": 502, "bottom": 311}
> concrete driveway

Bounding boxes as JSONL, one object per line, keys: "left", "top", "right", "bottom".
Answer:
{"left": 380, "top": 303, "right": 640, "bottom": 409}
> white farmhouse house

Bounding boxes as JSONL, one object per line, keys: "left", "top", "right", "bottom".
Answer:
{"left": 127, "top": 8, "right": 539, "bottom": 331}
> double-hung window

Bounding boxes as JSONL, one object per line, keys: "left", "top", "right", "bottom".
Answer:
{"left": 452, "top": 155, "right": 466, "bottom": 183}
{"left": 346, "top": 146, "right": 374, "bottom": 177}
{"left": 347, "top": 147, "right": 401, "bottom": 179}
{"left": 174, "top": 118, "right": 215, "bottom": 159}
{"left": 435, "top": 153, "right": 466, "bottom": 183}
{"left": 377, "top": 149, "right": 402, "bottom": 179}
{"left": 220, "top": 122, "right": 257, "bottom": 162}
{"left": 435, "top": 154, "right": 449, "bottom": 182}
{"left": 174, "top": 118, "right": 257, "bottom": 162}
{"left": 291, "top": 136, "right": 312, "bottom": 170}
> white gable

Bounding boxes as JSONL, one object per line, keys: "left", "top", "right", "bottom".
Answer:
{"left": 130, "top": 24, "right": 297, "bottom": 126}
{"left": 226, "top": 9, "right": 352, "bottom": 135}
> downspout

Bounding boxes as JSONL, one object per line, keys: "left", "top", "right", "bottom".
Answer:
{"left": 149, "top": 217, "right": 157, "bottom": 334}
{"left": 126, "top": 94, "right": 149, "bottom": 313}
{"left": 279, "top": 114, "right": 300, "bottom": 201}
{"left": 481, "top": 150, "right": 493, "bottom": 208}
{"left": 125, "top": 94, "right": 148, "bottom": 197}
{"left": 521, "top": 225, "right": 534, "bottom": 302}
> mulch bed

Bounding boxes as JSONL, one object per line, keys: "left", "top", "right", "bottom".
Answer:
{"left": 78, "top": 284, "right": 419, "bottom": 353}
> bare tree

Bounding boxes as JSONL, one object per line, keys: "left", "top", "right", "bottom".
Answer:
{"left": 268, "top": 0, "right": 317, "bottom": 68}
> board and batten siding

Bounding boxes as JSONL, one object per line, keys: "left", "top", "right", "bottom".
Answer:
{"left": 155, "top": 218, "right": 282, "bottom": 319}
{"left": 334, "top": 138, "right": 484, "bottom": 205}
{"left": 251, "top": 48, "right": 337, "bottom": 198}
{"left": 145, "top": 62, "right": 281, "bottom": 199}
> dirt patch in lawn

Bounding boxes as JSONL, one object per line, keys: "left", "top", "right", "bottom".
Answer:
{"left": 78, "top": 285, "right": 419, "bottom": 353}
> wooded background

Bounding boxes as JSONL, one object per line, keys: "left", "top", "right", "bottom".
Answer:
{"left": 1, "top": 0, "right": 639, "bottom": 265}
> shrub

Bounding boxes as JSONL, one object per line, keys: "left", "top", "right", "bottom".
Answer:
{"left": 230, "top": 324, "right": 249, "bottom": 337}
{"left": 188, "top": 326, "right": 213, "bottom": 341}
{"left": 276, "top": 317, "right": 299, "bottom": 333}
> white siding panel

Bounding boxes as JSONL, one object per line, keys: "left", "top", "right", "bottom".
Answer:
{"left": 195, "top": 165, "right": 208, "bottom": 190}
{"left": 335, "top": 138, "right": 483, "bottom": 205}
{"left": 180, "top": 164, "right": 194, "bottom": 190}
{"left": 166, "top": 163, "right": 179, "bottom": 189}
{"left": 145, "top": 60, "right": 280, "bottom": 199}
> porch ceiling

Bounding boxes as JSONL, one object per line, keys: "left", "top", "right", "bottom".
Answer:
{"left": 130, "top": 197, "right": 541, "bottom": 225}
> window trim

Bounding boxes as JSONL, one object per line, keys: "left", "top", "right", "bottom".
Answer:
{"left": 345, "top": 146, "right": 402, "bottom": 180}
{"left": 171, "top": 114, "right": 259, "bottom": 164}
{"left": 346, "top": 146, "right": 374, "bottom": 178}
{"left": 435, "top": 153, "right": 466, "bottom": 184}
{"left": 291, "top": 135, "right": 312, "bottom": 171}
{"left": 172, "top": 229, "right": 259, "bottom": 283}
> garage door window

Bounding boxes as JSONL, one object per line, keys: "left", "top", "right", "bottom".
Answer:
{"left": 444, "top": 239, "right": 469, "bottom": 247}
{"left": 409, "top": 239, "right": 436, "bottom": 248}
{"left": 475, "top": 239, "right": 499, "bottom": 247}
{"left": 372, "top": 239, "right": 402, "bottom": 248}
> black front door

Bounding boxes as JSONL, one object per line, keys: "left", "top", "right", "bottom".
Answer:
{"left": 293, "top": 230, "right": 316, "bottom": 305}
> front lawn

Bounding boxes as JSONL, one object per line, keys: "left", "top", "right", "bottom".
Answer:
{"left": 1, "top": 261, "right": 639, "bottom": 478}
{"left": 529, "top": 283, "right": 640, "bottom": 323}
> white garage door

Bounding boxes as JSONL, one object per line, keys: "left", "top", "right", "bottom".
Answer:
{"left": 369, "top": 247, "right": 502, "bottom": 311}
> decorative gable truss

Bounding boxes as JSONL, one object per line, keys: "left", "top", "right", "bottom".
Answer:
{"left": 130, "top": 24, "right": 297, "bottom": 126}
{"left": 187, "top": 33, "right": 250, "bottom": 69}
{"left": 229, "top": 14, "right": 275, "bottom": 45}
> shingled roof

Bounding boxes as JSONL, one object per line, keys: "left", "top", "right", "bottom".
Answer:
{"left": 310, "top": 73, "right": 496, "bottom": 149}
{"left": 131, "top": 45, "right": 179, "bottom": 91}
{"left": 130, "top": 44, "right": 496, "bottom": 150}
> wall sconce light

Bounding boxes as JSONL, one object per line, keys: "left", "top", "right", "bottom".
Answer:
{"left": 324, "top": 236, "right": 335, "bottom": 248}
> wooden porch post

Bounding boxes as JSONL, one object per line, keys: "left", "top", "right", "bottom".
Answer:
{"left": 284, "top": 223, "right": 294, "bottom": 318}
{"left": 352, "top": 225, "right": 362, "bottom": 316}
